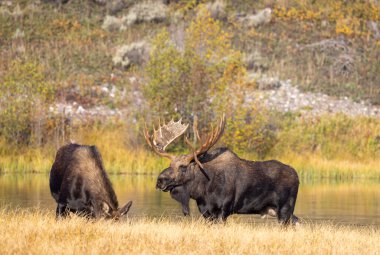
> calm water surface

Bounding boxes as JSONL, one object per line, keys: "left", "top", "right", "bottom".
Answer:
{"left": 0, "top": 174, "right": 379, "bottom": 226}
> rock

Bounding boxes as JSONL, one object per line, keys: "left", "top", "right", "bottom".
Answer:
{"left": 243, "top": 50, "right": 269, "bottom": 71}
{"left": 101, "top": 15, "right": 127, "bottom": 31}
{"left": 246, "top": 72, "right": 282, "bottom": 90}
{"left": 244, "top": 75, "right": 380, "bottom": 118}
{"left": 112, "top": 41, "right": 150, "bottom": 69}
{"left": 206, "top": 0, "right": 227, "bottom": 21}
{"left": 0, "top": 1, "right": 12, "bottom": 7}
{"left": 107, "top": 0, "right": 135, "bottom": 15}
{"left": 92, "top": 0, "right": 107, "bottom": 5}
{"left": 125, "top": 1, "right": 168, "bottom": 26}
{"left": 239, "top": 8, "right": 272, "bottom": 27}
{"left": 76, "top": 105, "right": 86, "bottom": 114}
{"left": 367, "top": 21, "right": 380, "bottom": 40}
{"left": 163, "top": 0, "right": 199, "bottom": 5}
{"left": 102, "top": 1, "right": 167, "bottom": 31}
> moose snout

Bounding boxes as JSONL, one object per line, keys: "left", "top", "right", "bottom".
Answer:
{"left": 156, "top": 178, "right": 163, "bottom": 190}
{"left": 156, "top": 176, "right": 173, "bottom": 191}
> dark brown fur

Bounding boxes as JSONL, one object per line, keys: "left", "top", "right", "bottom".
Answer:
{"left": 157, "top": 147, "right": 299, "bottom": 225}
{"left": 50, "top": 143, "right": 132, "bottom": 219}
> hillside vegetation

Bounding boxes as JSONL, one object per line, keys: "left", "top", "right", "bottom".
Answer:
{"left": 0, "top": 0, "right": 379, "bottom": 175}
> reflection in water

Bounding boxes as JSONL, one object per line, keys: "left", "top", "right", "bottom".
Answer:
{"left": 0, "top": 174, "right": 379, "bottom": 226}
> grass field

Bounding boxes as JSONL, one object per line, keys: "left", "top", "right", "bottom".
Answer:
{"left": 0, "top": 210, "right": 379, "bottom": 255}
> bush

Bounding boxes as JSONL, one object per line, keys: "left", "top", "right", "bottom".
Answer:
{"left": 144, "top": 5, "right": 244, "bottom": 126}
{"left": 143, "top": 6, "right": 279, "bottom": 156}
{"left": 0, "top": 60, "right": 55, "bottom": 146}
{"left": 274, "top": 113, "right": 380, "bottom": 160}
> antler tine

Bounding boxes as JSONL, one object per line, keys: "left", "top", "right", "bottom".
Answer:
{"left": 194, "top": 114, "right": 226, "bottom": 156}
{"left": 183, "top": 114, "right": 226, "bottom": 172}
{"left": 143, "top": 122, "right": 175, "bottom": 160}
{"left": 209, "top": 114, "right": 226, "bottom": 149}
{"left": 193, "top": 116, "right": 201, "bottom": 142}
{"left": 152, "top": 117, "right": 189, "bottom": 151}
{"left": 143, "top": 123, "right": 153, "bottom": 148}
{"left": 184, "top": 136, "right": 205, "bottom": 169}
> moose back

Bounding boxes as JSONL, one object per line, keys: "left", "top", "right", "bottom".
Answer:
{"left": 50, "top": 143, "right": 132, "bottom": 219}
{"left": 145, "top": 115, "right": 299, "bottom": 225}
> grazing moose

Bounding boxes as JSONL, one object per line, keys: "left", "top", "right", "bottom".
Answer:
{"left": 50, "top": 143, "right": 132, "bottom": 219}
{"left": 144, "top": 115, "right": 300, "bottom": 225}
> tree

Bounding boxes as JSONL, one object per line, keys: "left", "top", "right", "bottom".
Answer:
{"left": 144, "top": 6, "right": 244, "bottom": 127}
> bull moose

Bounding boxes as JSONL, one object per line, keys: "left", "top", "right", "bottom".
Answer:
{"left": 50, "top": 143, "right": 132, "bottom": 219}
{"left": 144, "top": 115, "right": 299, "bottom": 225}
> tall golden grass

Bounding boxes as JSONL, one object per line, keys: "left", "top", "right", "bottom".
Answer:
{"left": 0, "top": 210, "right": 378, "bottom": 255}
{"left": 0, "top": 119, "right": 379, "bottom": 179}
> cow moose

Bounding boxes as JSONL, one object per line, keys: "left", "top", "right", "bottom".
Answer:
{"left": 144, "top": 115, "right": 300, "bottom": 225}
{"left": 49, "top": 143, "right": 132, "bottom": 220}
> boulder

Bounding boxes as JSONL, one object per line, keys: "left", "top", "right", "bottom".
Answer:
{"left": 206, "top": 0, "right": 227, "bottom": 21}
{"left": 125, "top": 1, "right": 168, "bottom": 26}
{"left": 240, "top": 8, "right": 272, "bottom": 27}
{"left": 112, "top": 41, "right": 150, "bottom": 69}
{"left": 101, "top": 15, "right": 127, "bottom": 31}
{"left": 243, "top": 50, "right": 269, "bottom": 71}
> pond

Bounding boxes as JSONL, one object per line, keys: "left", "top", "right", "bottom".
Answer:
{"left": 0, "top": 174, "right": 379, "bottom": 226}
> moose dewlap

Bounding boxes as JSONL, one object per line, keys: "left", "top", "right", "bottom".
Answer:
{"left": 49, "top": 143, "right": 132, "bottom": 219}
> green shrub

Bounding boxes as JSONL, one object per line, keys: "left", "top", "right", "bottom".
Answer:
{"left": 274, "top": 113, "right": 380, "bottom": 160}
{"left": 144, "top": 6, "right": 244, "bottom": 127}
{"left": 0, "top": 60, "right": 54, "bottom": 146}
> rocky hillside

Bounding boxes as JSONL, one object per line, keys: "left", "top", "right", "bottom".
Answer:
{"left": 1, "top": 0, "right": 380, "bottom": 149}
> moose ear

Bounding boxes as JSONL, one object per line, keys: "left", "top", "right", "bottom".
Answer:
{"left": 119, "top": 201, "right": 133, "bottom": 216}
{"left": 102, "top": 202, "right": 111, "bottom": 215}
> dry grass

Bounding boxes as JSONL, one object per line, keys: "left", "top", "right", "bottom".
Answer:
{"left": 0, "top": 210, "right": 379, "bottom": 255}
{"left": 1, "top": 120, "right": 379, "bottom": 179}
{"left": 276, "top": 153, "right": 380, "bottom": 180}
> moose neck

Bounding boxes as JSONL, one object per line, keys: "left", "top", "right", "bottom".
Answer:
{"left": 185, "top": 163, "right": 211, "bottom": 201}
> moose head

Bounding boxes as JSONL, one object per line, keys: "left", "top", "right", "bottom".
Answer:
{"left": 144, "top": 114, "right": 226, "bottom": 190}
{"left": 100, "top": 200, "right": 133, "bottom": 220}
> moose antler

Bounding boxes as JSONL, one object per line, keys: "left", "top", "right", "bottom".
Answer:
{"left": 184, "top": 114, "right": 226, "bottom": 168}
{"left": 144, "top": 118, "right": 189, "bottom": 160}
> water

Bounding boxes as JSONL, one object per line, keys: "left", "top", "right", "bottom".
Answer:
{"left": 0, "top": 174, "right": 379, "bottom": 226}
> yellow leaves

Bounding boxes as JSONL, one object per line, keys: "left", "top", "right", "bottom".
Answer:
{"left": 185, "top": 5, "right": 232, "bottom": 61}
{"left": 145, "top": 4, "right": 247, "bottom": 126}
{"left": 273, "top": 7, "right": 320, "bottom": 21}
{"left": 52, "top": 18, "right": 81, "bottom": 32}
{"left": 335, "top": 18, "right": 361, "bottom": 37}
{"left": 222, "top": 105, "right": 276, "bottom": 157}
{"left": 273, "top": 1, "right": 380, "bottom": 40}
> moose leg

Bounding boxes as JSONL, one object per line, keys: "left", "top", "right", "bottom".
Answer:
{"left": 200, "top": 210, "right": 212, "bottom": 220}
{"left": 200, "top": 208, "right": 218, "bottom": 223}
{"left": 221, "top": 197, "right": 234, "bottom": 222}
{"left": 56, "top": 203, "right": 69, "bottom": 219}
{"left": 278, "top": 186, "right": 298, "bottom": 226}
{"left": 278, "top": 206, "right": 292, "bottom": 226}
{"left": 291, "top": 215, "right": 300, "bottom": 225}
{"left": 278, "top": 199, "right": 296, "bottom": 226}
